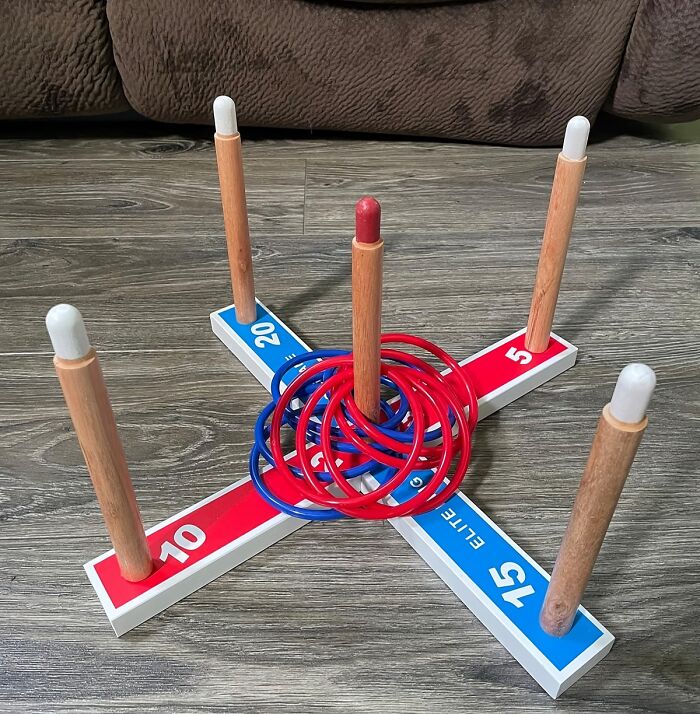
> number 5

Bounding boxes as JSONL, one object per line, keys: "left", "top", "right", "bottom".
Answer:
{"left": 505, "top": 346, "right": 532, "bottom": 365}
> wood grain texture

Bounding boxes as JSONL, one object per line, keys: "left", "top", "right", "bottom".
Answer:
{"left": 526, "top": 154, "right": 586, "bottom": 352}
{"left": 0, "top": 158, "right": 305, "bottom": 240}
{"left": 540, "top": 406, "right": 647, "bottom": 636}
{"left": 0, "top": 121, "right": 698, "bottom": 713}
{"left": 54, "top": 351, "right": 152, "bottom": 582}
{"left": 215, "top": 133, "right": 256, "bottom": 323}
{"left": 352, "top": 238, "right": 383, "bottom": 421}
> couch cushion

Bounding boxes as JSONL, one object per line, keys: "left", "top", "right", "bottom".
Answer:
{"left": 329, "top": 1, "right": 463, "bottom": 4}
{"left": 607, "top": 0, "right": 700, "bottom": 121}
{"left": 0, "top": 0, "right": 128, "bottom": 119}
{"left": 108, "top": 0, "right": 638, "bottom": 144}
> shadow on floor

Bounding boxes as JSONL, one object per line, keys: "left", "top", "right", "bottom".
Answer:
{"left": 1, "top": 115, "right": 697, "bottom": 147}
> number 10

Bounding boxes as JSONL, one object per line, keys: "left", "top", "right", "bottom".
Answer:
{"left": 159, "top": 524, "right": 206, "bottom": 564}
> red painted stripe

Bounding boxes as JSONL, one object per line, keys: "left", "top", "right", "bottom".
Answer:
{"left": 451, "top": 331, "right": 567, "bottom": 398}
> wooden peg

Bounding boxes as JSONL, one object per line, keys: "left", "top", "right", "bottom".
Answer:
{"left": 214, "top": 96, "right": 257, "bottom": 324}
{"left": 526, "top": 116, "right": 590, "bottom": 353}
{"left": 47, "top": 305, "right": 153, "bottom": 582}
{"left": 352, "top": 196, "right": 383, "bottom": 422}
{"left": 540, "top": 364, "right": 655, "bottom": 636}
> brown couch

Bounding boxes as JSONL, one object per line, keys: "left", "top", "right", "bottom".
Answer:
{"left": 1, "top": 0, "right": 698, "bottom": 145}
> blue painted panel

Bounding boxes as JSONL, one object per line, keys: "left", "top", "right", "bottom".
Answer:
{"left": 373, "top": 468, "right": 606, "bottom": 671}
{"left": 219, "top": 304, "right": 312, "bottom": 388}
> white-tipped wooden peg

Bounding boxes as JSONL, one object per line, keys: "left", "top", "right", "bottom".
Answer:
{"left": 214, "top": 95, "right": 257, "bottom": 324}
{"left": 47, "top": 304, "right": 153, "bottom": 582}
{"left": 526, "top": 116, "right": 590, "bottom": 353}
{"left": 540, "top": 363, "right": 655, "bottom": 636}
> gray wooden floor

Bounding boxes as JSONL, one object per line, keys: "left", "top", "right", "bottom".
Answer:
{"left": 1, "top": 119, "right": 698, "bottom": 713}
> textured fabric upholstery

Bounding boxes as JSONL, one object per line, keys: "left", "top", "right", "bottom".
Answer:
{"left": 107, "top": 0, "right": 640, "bottom": 144}
{"left": 608, "top": 0, "right": 700, "bottom": 121}
{"left": 2, "top": 0, "right": 698, "bottom": 141}
{"left": 0, "top": 0, "right": 127, "bottom": 119}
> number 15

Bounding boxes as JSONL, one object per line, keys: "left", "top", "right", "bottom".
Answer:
{"left": 489, "top": 562, "right": 535, "bottom": 608}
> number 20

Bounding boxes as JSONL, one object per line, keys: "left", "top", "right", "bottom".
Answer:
{"left": 489, "top": 562, "right": 535, "bottom": 608}
{"left": 251, "top": 322, "right": 281, "bottom": 349}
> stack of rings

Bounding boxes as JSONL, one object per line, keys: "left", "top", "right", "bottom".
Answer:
{"left": 250, "top": 333, "right": 478, "bottom": 520}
